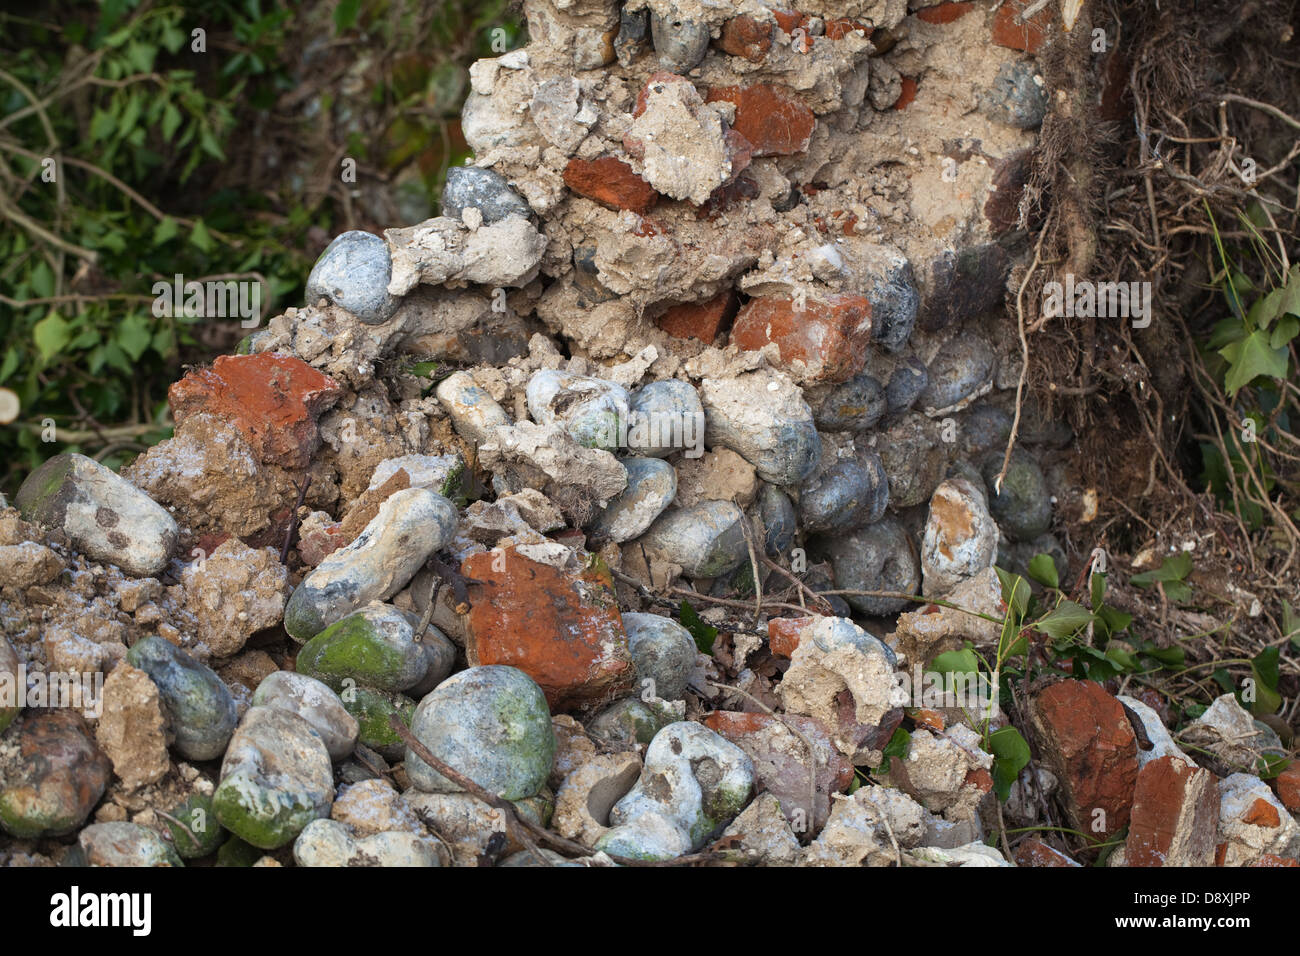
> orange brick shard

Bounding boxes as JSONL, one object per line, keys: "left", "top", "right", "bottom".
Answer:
{"left": 704, "top": 84, "right": 815, "bottom": 157}
{"left": 168, "top": 353, "right": 341, "bottom": 470}
{"left": 767, "top": 616, "right": 816, "bottom": 658}
{"left": 991, "top": 0, "right": 1052, "bottom": 53}
{"left": 730, "top": 293, "right": 873, "bottom": 383}
{"left": 916, "top": 2, "right": 976, "bottom": 24}
{"left": 462, "top": 547, "right": 635, "bottom": 710}
{"left": 718, "top": 16, "right": 773, "bottom": 61}
{"left": 655, "top": 291, "right": 737, "bottom": 342}
{"left": 1028, "top": 679, "right": 1139, "bottom": 840}
{"left": 1125, "top": 756, "right": 1219, "bottom": 867}
{"left": 563, "top": 156, "right": 659, "bottom": 214}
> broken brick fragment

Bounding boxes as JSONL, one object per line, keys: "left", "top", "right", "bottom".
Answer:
{"left": 1242, "top": 797, "right": 1282, "bottom": 828}
{"left": 462, "top": 546, "right": 635, "bottom": 710}
{"left": 1125, "top": 756, "right": 1219, "bottom": 867}
{"left": 704, "top": 84, "right": 815, "bottom": 156}
{"left": 767, "top": 616, "right": 816, "bottom": 658}
{"left": 991, "top": 0, "right": 1052, "bottom": 53}
{"left": 655, "top": 291, "right": 737, "bottom": 342}
{"left": 824, "top": 18, "right": 871, "bottom": 39}
{"left": 1028, "top": 679, "right": 1139, "bottom": 840}
{"left": 1013, "top": 837, "right": 1081, "bottom": 867}
{"left": 1273, "top": 762, "right": 1300, "bottom": 811}
{"left": 916, "top": 2, "right": 976, "bottom": 24}
{"left": 730, "top": 293, "right": 873, "bottom": 383}
{"left": 718, "top": 16, "right": 773, "bottom": 61}
{"left": 168, "top": 353, "right": 342, "bottom": 471}
{"left": 895, "top": 76, "right": 918, "bottom": 110}
{"left": 563, "top": 156, "right": 659, "bottom": 214}
{"left": 772, "top": 10, "right": 809, "bottom": 34}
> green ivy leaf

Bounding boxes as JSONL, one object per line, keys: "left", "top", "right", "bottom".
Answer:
{"left": 116, "top": 314, "right": 152, "bottom": 361}
{"left": 930, "top": 647, "right": 979, "bottom": 676}
{"left": 995, "top": 567, "right": 1030, "bottom": 618}
{"left": 988, "top": 726, "right": 1031, "bottom": 802}
{"left": 1131, "top": 553, "right": 1194, "bottom": 602}
{"left": 334, "top": 0, "right": 362, "bottom": 33}
{"left": 1254, "top": 645, "right": 1281, "bottom": 690}
{"left": 1220, "top": 328, "right": 1289, "bottom": 396}
{"left": 1090, "top": 571, "right": 1106, "bottom": 612}
{"left": 1096, "top": 604, "right": 1133, "bottom": 637}
{"left": 1034, "top": 600, "right": 1094, "bottom": 642}
{"left": 161, "top": 103, "right": 182, "bottom": 142}
{"left": 153, "top": 216, "right": 180, "bottom": 245}
{"left": 1269, "top": 314, "right": 1299, "bottom": 350}
{"left": 189, "top": 219, "right": 214, "bottom": 253}
{"left": 33, "top": 312, "right": 71, "bottom": 361}
{"left": 0, "top": 348, "right": 18, "bottom": 385}
{"left": 678, "top": 600, "right": 717, "bottom": 655}
{"left": 1027, "top": 552, "right": 1059, "bottom": 588}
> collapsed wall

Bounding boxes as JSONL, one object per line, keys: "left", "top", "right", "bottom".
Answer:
{"left": 5, "top": 1, "right": 1254, "bottom": 868}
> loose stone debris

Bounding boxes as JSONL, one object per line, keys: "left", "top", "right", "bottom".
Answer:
{"left": 0, "top": 0, "right": 1295, "bottom": 870}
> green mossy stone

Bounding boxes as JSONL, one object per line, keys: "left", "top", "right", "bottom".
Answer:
{"left": 212, "top": 707, "right": 333, "bottom": 849}
{"left": 342, "top": 685, "right": 416, "bottom": 759}
{"left": 215, "top": 836, "right": 263, "bottom": 867}
{"left": 295, "top": 606, "right": 426, "bottom": 694}
{"left": 405, "top": 666, "right": 555, "bottom": 800}
{"left": 163, "top": 794, "right": 224, "bottom": 859}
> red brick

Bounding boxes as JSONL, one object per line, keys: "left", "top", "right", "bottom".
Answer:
{"left": 298, "top": 524, "right": 343, "bottom": 566}
{"left": 991, "top": 0, "right": 1052, "bottom": 53}
{"left": 1243, "top": 797, "right": 1282, "bottom": 828}
{"left": 964, "top": 766, "right": 994, "bottom": 794}
{"left": 168, "top": 353, "right": 341, "bottom": 470}
{"left": 702, "top": 710, "right": 853, "bottom": 834}
{"left": 1013, "top": 837, "right": 1081, "bottom": 867}
{"left": 767, "top": 616, "right": 815, "bottom": 658}
{"left": 895, "top": 76, "right": 918, "bottom": 110}
{"left": 462, "top": 546, "right": 635, "bottom": 710}
{"left": 655, "top": 291, "right": 737, "bottom": 342}
{"left": 1273, "top": 762, "right": 1300, "bottom": 811}
{"left": 1028, "top": 679, "right": 1139, "bottom": 840}
{"left": 824, "top": 18, "right": 871, "bottom": 40}
{"left": 910, "top": 707, "right": 945, "bottom": 732}
{"left": 1125, "top": 756, "right": 1219, "bottom": 867}
{"left": 563, "top": 156, "right": 659, "bottom": 215}
{"left": 730, "top": 293, "right": 873, "bottom": 383}
{"left": 916, "top": 2, "right": 976, "bottom": 24}
{"left": 718, "top": 16, "right": 772, "bottom": 61}
{"left": 704, "top": 84, "right": 815, "bottom": 157}
{"left": 772, "top": 10, "right": 809, "bottom": 34}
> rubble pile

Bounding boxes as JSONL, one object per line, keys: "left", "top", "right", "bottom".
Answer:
{"left": 1, "top": 0, "right": 1293, "bottom": 868}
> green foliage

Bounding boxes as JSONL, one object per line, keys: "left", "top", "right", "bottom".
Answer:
{"left": 987, "top": 726, "right": 1030, "bottom": 802}
{"left": 1129, "top": 552, "right": 1194, "bottom": 603}
{"left": 0, "top": 1, "right": 524, "bottom": 494}
{"left": 678, "top": 600, "right": 717, "bottom": 655}
{"left": 1198, "top": 205, "right": 1299, "bottom": 534}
